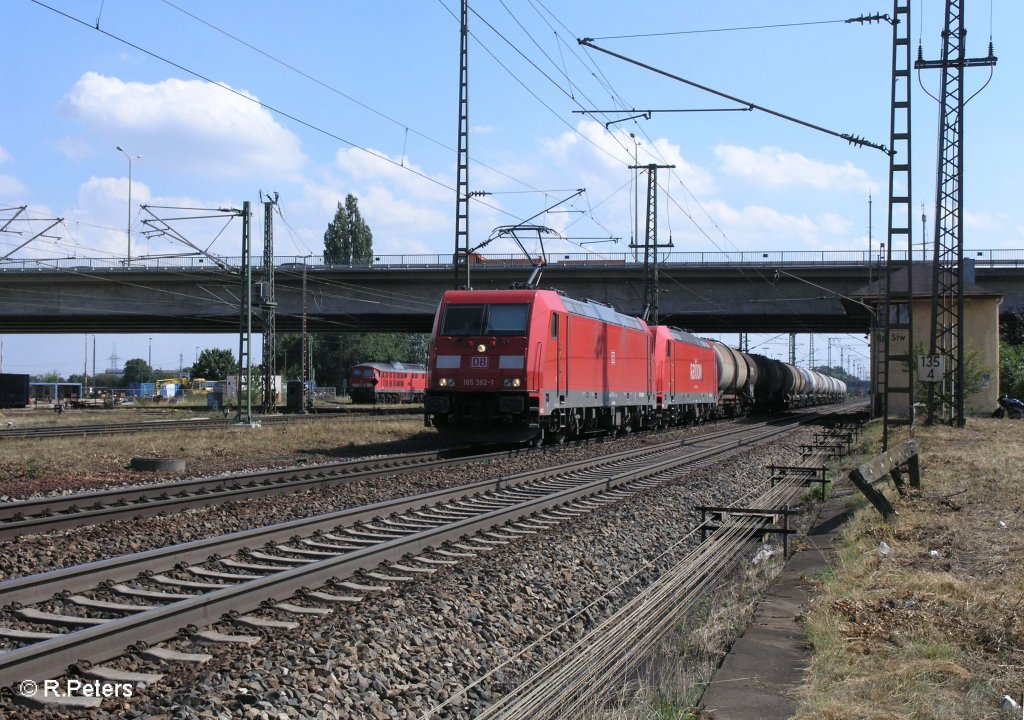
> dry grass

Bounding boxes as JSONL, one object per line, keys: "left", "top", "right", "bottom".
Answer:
{"left": 796, "top": 418, "right": 1024, "bottom": 719}
{"left": 0, "top": 414, "right": 434, "bottom": 499}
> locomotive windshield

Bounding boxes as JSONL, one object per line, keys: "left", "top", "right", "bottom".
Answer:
{"left": 485, "top": 304, "right": 529, "bottom": 335}
{"left": 440, "top": 303, "right": 529, "bottom": 336}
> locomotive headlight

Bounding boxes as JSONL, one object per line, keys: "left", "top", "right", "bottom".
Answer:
{"left": 503, "top": 377, "right": 522, "bottom": 388}
{"left": 476, "top": 343, "right": 487, "bottom": 353}
{"left": 438, "top": 377, "right": 455, "bottom": 387}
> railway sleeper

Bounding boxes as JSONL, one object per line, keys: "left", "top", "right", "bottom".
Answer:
{"left": 220, "top": 558, "right": 291, "bottom": 574}
{"left": 366, "top": 571, "right": 414, "bottom": 583}
{"left": 189, "top": 629, "right": 260, "bottom": 645}
{"left": 234, "top": 615, "right": 298, "bottom": 631}
{"left": 301, "top": 589, "right": 363, "bottom": 604}
{"left": 391, "top": 562, "right": 437, "bottom": 575}
{"left": 66, "top": 595, "right": 155, "bottom": 613}
{"left": 272, "top": 602, "right": 332, "bottom": 617}
{"left": 138, "top": 646, "right": 213, "bottom": 664}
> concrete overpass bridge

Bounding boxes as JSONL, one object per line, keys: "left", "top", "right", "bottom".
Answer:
{"left": 0, "top": 249, "right": 1021, "bottom": 335}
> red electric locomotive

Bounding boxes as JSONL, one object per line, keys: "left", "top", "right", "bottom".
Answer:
{"left": 348, "top": 361, "right": 427, "bottom": 403}
{"left": 649, "top": 325, "right": 719, "bottom": 426}
{"left": 424, "top": 289, "right": 654, "bottom": 442}
{"left": 425, "top": 288, "right": 845, "bottom": 443}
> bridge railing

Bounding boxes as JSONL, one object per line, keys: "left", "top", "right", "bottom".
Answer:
{"left": 2, "top": 249, "right": 1024, "bottom": 272}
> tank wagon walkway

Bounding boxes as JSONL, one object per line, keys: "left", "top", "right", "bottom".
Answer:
{"left": 698, "top": 482, "right": 855, "bottom": 718}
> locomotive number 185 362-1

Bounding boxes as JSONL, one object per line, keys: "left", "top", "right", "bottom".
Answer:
{"left": 464, "top": 378, "right": 493, "bottom": 387}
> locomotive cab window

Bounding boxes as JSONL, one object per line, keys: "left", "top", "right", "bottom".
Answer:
{"left": 441, "top": 305, "right": 486, "bottom": 336}
{"left": 551, "top": 314, "right": 559, "bottom": 339}
{"left": 485, "top": 304, "right": 529, "bottom": 336}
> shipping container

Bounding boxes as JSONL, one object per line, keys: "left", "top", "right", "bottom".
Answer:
{"left": 0, "top": 373, "right": 30, "bottom": 408}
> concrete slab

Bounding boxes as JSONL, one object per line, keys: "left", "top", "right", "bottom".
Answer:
{"left": 698, "top": 485, "right": 853, "bottom": 719}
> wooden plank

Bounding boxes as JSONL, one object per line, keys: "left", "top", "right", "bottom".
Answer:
{"left": 847, "top": 439, "right": 920, "bottom": 523}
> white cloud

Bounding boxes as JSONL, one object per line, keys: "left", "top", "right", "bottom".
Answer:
{"left": 56, "top": 136, "right": 91, "bottom": 160}
{"left": 0, "top": 146, "right": 12, "bottom": 164}
{"left": 715, "top": 145, "right": 873, "bottom": 191}
{"left": 964, "top": 210, "right": 999, "bottom": 231}
{"left": 694, "top": 199, "right": 847, "bottom": 250}
{"left": 333, "top": 147, "right": 450, "bottom": 203}
{"left": 0, "top": 175, "right": 27, "bottom": 198}
{"left": 60, "top": 72, "right": 306, "bottom": 179}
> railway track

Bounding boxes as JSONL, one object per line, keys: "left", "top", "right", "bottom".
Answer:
{"left": 0, "top": 444, "right": 518, "bottom": 540}
{"left": 0, "top": 410, "right": 854, "bottom": 540}
{"left": 0, "top": 407, "right": 420, "bottom": 441}
{"left": 0, "top": 411, "right": 831, "bottom": 701}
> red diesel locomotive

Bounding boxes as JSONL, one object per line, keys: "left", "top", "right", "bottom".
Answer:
{"left": 423, "top": 289, "right": 719, "bottom": 442}
{"left": 348, "top": 361, "right": 427, "bottom": 403}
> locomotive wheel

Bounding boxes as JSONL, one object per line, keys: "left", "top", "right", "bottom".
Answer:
{"left": 553, "top": 429, "right": 567, "bottom": 445}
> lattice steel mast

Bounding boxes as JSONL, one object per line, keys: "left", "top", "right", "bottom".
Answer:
{"left": 630, "top": 164, "right": 674, "bottom": 325}
{"left": 917, "top": 0, "right": 997, "bottom": 426}
{"left": 452, "top": 0, "right": 470, "bottom": 290}
{"left": 235, "top": 201, "right": 253, "bottom": 425}
{"left": 878, "top": 2, "right": 915, "bottom": 450}
{"left": 260, "top": 193, "right": 278, "bottom": 414}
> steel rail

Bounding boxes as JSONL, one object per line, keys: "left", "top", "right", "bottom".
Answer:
{"left": 0, "top": 448, "right": 486, "bottom": 540}
{"left": 0, "top": 418, "right": 795, "bottom": 605}
{"left": 0, "top": 416, "right": 819, "bottom": 687}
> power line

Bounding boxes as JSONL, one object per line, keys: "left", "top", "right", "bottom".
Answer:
{"left": 588, "top": 18, "right": 849, "bottom": 41}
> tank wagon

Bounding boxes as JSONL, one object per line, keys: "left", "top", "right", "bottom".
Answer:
{"left": 348, "top": 361, "right": 427, "bottom": 404}
{"left": 424, "top": 288, "right": 846, "bottom": 443}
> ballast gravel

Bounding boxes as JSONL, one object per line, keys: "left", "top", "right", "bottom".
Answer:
{"left": 0, "top": 426, "right": 825, "bottom": 719}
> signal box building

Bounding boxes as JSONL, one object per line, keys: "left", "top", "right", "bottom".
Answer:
{"left": 851, "top": 261, "right": 1001, "bottom": 418}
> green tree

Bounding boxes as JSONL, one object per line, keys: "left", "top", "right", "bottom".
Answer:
{"left": 999, "top": 341, "right": 1024, "bottom": 399}
{"left": 89, "top": 372, "right": 122, "bottom": 389}
{"left": 1000, "top": 307, "right": 1024, "bottom": 346}
{"left": 812, "top": 365, "right": 858, "bottom": 384}
{"left": 323, "top": 194, "right": 373, "bottom": 266}
{"left": 122, "top": 358, "right": 153, "bottom": 385}
{"left": 192, "top": 348, "right": 238, "bottom": 381}
{"left": 32, "top": 371, "right": 64, "bottom": 382}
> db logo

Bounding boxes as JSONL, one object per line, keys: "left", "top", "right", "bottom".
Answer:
{"left": 690, "top": 363, "right": 703, "bottom": 380}
{"left": 471, "top": 356, "right": 489, "bottom": 368}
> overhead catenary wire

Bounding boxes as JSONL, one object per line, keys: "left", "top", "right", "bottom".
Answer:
{"left": 588, "top": 18, "right": 850, "bottom": 41}
{"left": 31, "top": 0, "right": 640, "bottom": 258}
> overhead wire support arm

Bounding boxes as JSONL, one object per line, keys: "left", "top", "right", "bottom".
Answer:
{"left": 577, "top": 38, "right": 891, "bottom": 155}
{"left": 573, "top": 108, "right": 755, "bottom": 129}
{"left": 0, "top": 206, "right": 28, "bottom": 236}
{"left": 139, "top": 204, "right": 240, "bottom": 271}
{"left": 0, "top": 217, "right": 63, "bottom": 261}
{"left": 603, "top": 112, "right": 650, "bottom": 129}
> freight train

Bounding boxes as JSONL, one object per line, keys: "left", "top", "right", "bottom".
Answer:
{"left": 348, "top": 361, "right": 427, "bottom": 403}
{"left": 423, "top": 288, "right": 845, "bottom": 443}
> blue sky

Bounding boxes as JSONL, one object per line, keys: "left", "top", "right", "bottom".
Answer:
{"left": 0, "top": 0, "right": 1018, "bottom": 378}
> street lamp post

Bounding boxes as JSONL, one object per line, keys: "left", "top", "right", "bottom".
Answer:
{"left": 115, "top": 146, "right": 142, "bottom": 266}
{"left": 629, "top": 133, "right": 641, "bottom": 263}
{"left": 148, "top": 338, "right": 152, "bottom": 368}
